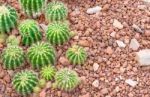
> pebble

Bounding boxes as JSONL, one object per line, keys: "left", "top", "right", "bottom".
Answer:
{"left": 92, "top": 80, "right": 99, "bottom": 88}
{"left": 86, "top": 6, "right": 102, "bottom": 14}
{"left": 93, "top": 63, "right": 99, "bottom": 71}
{"left": 132, "top": 24, "right": 144, "bottom": 33}
{"left": 110, "top": 31, "right": 116, "bottom": 37}
{"left": 59, "top": 57, "right": 70, "bottom": 65}
{"left": 101, "top": 88, "right": 108, "bottom": 94}
{"left": 105, "top": 46, "right": 113, "bottom": 54}
{"left": 125, "top": 79, "right": 138, "bottom": 87}
{"left": 79, "top": 93, "right": 90, "bottom": 97}
{"left": 136, "top": 49, "right": 150, "bottom": 66}
{"left": 129, "top": 38, "right": 140, "bottom": 50}
{"left": 116, "top": 40, "right": 126, "bottom": 48}
{"left": 113, "top": 19, "right": 123, "bottom": 29}
{"left": 39, "top": 24, "right": 48, "bottom": 31}
{"left": 143, "top": 0, "right": 150, "bottom": 3}
{"left": 79, "top": 40, "right": 91, "bottom": 47}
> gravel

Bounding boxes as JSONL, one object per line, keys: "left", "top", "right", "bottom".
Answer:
{"left": 86, "top": 6, "right": 102, "bottom": 14}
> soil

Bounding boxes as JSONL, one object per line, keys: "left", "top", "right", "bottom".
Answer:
{"left": 0, "top": 0, "right": 150, "bottom": 97}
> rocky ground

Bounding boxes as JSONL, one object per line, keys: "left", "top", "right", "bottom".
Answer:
{"left": 0, "top": 0, "right": 150, "bottom": 97}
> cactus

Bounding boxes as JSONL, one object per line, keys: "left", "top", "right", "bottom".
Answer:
{"left": 45, "top": 1, "right": 68, "bottom": 22}
{"left": 46, "top": 22, "right": 70, "bottom": 45}
{"left": 38, "top": 79, "right": 46, "bottom": 88}
{"left": 12, "top": 70, "right": 38, "bottom": 95}
{"left": 0, "top": 5, "right": 18, "bottom": 33}
{"left": 66, "top": 45, "right": 87, "bottom": 65}
{"left": 40, "top": 65, "right": 56, "bottom": 81}
{"left": 54, "top": 68, "right": 80, "bottom": 91}
{"left": 19, "top": 0, "right": 46, "bottom": 17}
{"left": 27, "top": 42, "right": 56, "bottom": 69}
{"left": 18, "top": 19, "right": 42, "bottom": 46}
{"left": 1, "top": 46, "right": 25, "bottom": 69}
{"left": 6, "top": 35, "right": 19, "bottom": 46}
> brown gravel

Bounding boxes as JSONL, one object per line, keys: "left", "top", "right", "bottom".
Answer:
{"left": 0, "top": 0, "right": 150, "bottom": 97}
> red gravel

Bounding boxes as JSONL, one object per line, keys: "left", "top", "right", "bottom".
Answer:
{"left": 0, "top": 0, "right": 150, "bottom": 97}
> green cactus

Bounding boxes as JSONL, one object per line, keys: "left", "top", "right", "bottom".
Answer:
{"left": 18, "top": 19, "right": 42, "bottom": 46}
{"left": 66, "top": 45, "right": 87, "bottom": 65}
{"left": 38, "top": 79, "right": 46, "bottom": 88}
{"left": 46, "top": 22, "right": 70, "bottom": 45}
{"left": 27, "top": 42, "right": 56, "bottom": 69}
{"left": 0, "top": 5, "right": 18, "bottom": 33}
{"left": 54, "top": 68, "right": 80, "bottom": 91}
{"left": 40, "top": 65, "right": 56, "bottom": 81}
{"left": 6, "top": 35, "right": 19, "bottom": 46}
{"left": 1, "top": 46, "right": 25, "bottom": 69}
{"left": 19, "top": 0, "right": 46, "bottom": 17}
{"left": 12, "top": 70, "right": 38, "bottom": 95}
{"left": 45, "top": 1, "right": 68, "bottom": 22}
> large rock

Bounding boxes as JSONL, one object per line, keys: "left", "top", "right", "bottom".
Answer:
{"left": 129, "top": 38, "right": 140, "bottom": 50}
{"left": 136, "top": 49, "right": 150, "bottom": 66}
{"left": 86, "top": 6, "right": 102, "bottom": 14}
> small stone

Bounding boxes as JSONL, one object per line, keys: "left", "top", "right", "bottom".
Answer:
{"left": 132, "top": 24, "right": 144, "bottom": 33}
{"left": 138, "top": 5, "right": 146, "bottom": 10}
{"left": 79, "top": 40, "right": 91, "bottom": 47}
{"left": 110, "top": 31, "right": 116, "bottom": 37}
{"left": 86, "top": 6, "right": 102, "bottom": 14}
{"left": 136, "top": 49, "right": 150, "bottom": 66}
{"left": 59, "top": 57, "right": 70, "bottom": 65}
{"left": 39, "top": 24, "right": 48, "bottom": 31}
{"left": 92, "top": 80, "right": 99, "bottom": 88}
{"left": 7, "top": 70, "right": 14, "bottom": 77}
{"left": 113, "top": 19, "right": 123, "bottom": 29}
{"left": 125, "top": 79, "right": 138, "bottom": 87}
{"left": 129, "top": 38, "right": 140, "bottom": 50}
{"left": 101, "top": 88, "right": 108, "bottom": 94}
{"left": 116, "top": 40, "right": 126, "bottom": 48}
{"left": 93, "top": 63, "right": 99, "bottom": 71}
{"left": 79, "top": 93, "right": 90, "bottom": 97}
{"left": 115, "top": 86, "right": 120, "bottom": 92}
{"left": 105, "top": 46, "right": 113, "bottom": 54}
{"left": 143, "top": 0, "right": 150, "bottom": 3}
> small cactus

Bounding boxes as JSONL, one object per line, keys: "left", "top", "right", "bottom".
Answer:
{"left": 38, "top": 79, "right": 46, "bottom": 88}
{"left": 0, "top": 5, "right": 18, "bottom": 33}
{"left": 46, "top": 22, "right": 70, "bottom": 45}
{"left": 19, "top": 0, "right": 46, "bottom": 17}
{"left": 18, "top": 19, "right": 42, "bottom": 46}
{"left": 27, "top": 42, "right": 56, "bottom": 69}
{"left": 45, "top": 1, "right": 68, "bottom": 22}
{"left": 6, "top": 35, "right": 19, "bottom": 46}
{"left": 1, "top": 46, "right": 25, "bottom": 69}
{"left": 66, "top": 45, "right": 87, "bottom": 65}
{"left": 12, "top": 70, "right": 38, "bottom": 95}
{"left": 40, "top": 65, "right": 56, "bottom": 81}
{"left": 54, "top": 68, "right": 80, "bottom": 91}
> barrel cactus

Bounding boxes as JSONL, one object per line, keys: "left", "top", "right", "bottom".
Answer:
{"left": 53, "top": 68, "right": 80, "bottom": 91}
{"left": 40, "top": 65, "right": 56, "bottom": 80}
{"left": 0, "top": 5, "right": 18, "bottom": 33}
{"left": 18, "top": 19, "right": 42, "bottom": 46}
{"left": 45, "top": 1, "right": 68, "bottom": 22}
{"left": 46, "top": 22, "right": 70, "bottom": 45}
{"left": 66, "top": 45, "right": 87, "bottom": 65}
{"left": 19, "top": 0, "right": 46, "bottom": 17}
{"left": 1, "top": 46, "right": 25, "bottom": 69}
{"left": 12, "top": 70, "right": 38, "bottom": 95}
{"left": 27, "top": 42, "right": 56, "bottom": 69}
{"left": 6, "top": 35, "right": 19, "bottom": 46}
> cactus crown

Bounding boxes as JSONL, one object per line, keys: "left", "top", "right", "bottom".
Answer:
{"left": 6, "top": 35, "right": 19, "bottom": 46}
{"left": 1, "top": 46, "right": 25, "bottom": 69}
{"left": 40, "top": 65, "right": 56, "bottom": 80}
{"left": 0, "top": 5, "right": 18, "bottom": 33}
{"left": 45, "top": 1, "right": 68, "bottom": 22}
{"left": 19, "top": 19, "right": 42, "bottom": 46}
{"left": 46, "top": 22, "right": 70, "bottom": 45}
{"left": 12, "top": 70, "right": 38, "bottom": 95}
{"left": 66, "top": 45, "right": 87, "bottom": 65}
{"left": 27, "top": 42, "right": 56, "bottom": 69}
{"left": 54, "top": 68, "right": 80, "bottom": 91}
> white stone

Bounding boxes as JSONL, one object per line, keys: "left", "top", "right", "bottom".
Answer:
{"left": 129, "top": 38, "right": 140, "bottom": 50}
{"left": 39, "top": 24, "right": 48, "bottom": 31}
{"left": 113, "top": 19, "right": 123, "bottom": 29}
{"left": 143, "top": 0, "right": 150, "bottom": 3}
{"left": 116, "top": 40, "right": 126, "bottom": 48}
{"left": 110, "top": 31, "right": 116, "bottom": 37}
{"left": 136, "top": 49, "right": 150, "bottom": 66}
{"left": 132, "top": 24, "right": 144, "bottom": 33}
{"left": 125, "top": 79, "right": 138, "bottom": 87}
{"left": 86, "top": 6, "right": 102, "bottom": 14}
{"left": 92, "top": 80, "right": 99, "bottom": 88}
{"left": 93, "top": 63, "right": 99, "bottom": 71}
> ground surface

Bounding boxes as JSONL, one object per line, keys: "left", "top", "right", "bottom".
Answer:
{"left": 0, "top": 0, "right": 150, "bottom": 97}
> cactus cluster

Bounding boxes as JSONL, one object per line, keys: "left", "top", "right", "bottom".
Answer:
{"left": 1, "top": 46, "right": 25, "bottom": 69}
{"left": 6, "top": 35, "right": 19, "bottom": 46}
{"left": 12, "top": 70, "right": 38, "bottom": 95}
{"left": 18, "top": 19, "right": 42, "bottom": 46}
{"left": 45, "top": 1, "right": 68, "bottom": 22}
{"left": 66, "top": 45, "right": 87, "bottom": 65}
{"left": 46, "top": 22, "right": 70, "bottom": 45}
{"left": 0, "top": 5, "right": 18, "bottom": 33}
{"left": 40, "top": 65, "right": 56, "bottom": 80}
{"left": 19, "top": 0, "right": 46, "bottom": 17}
{"left": 54, "top": 68, "right": 80, "bottom": 91}
{"left": 27, "top": 42, "right": 56, "bottom": 69}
